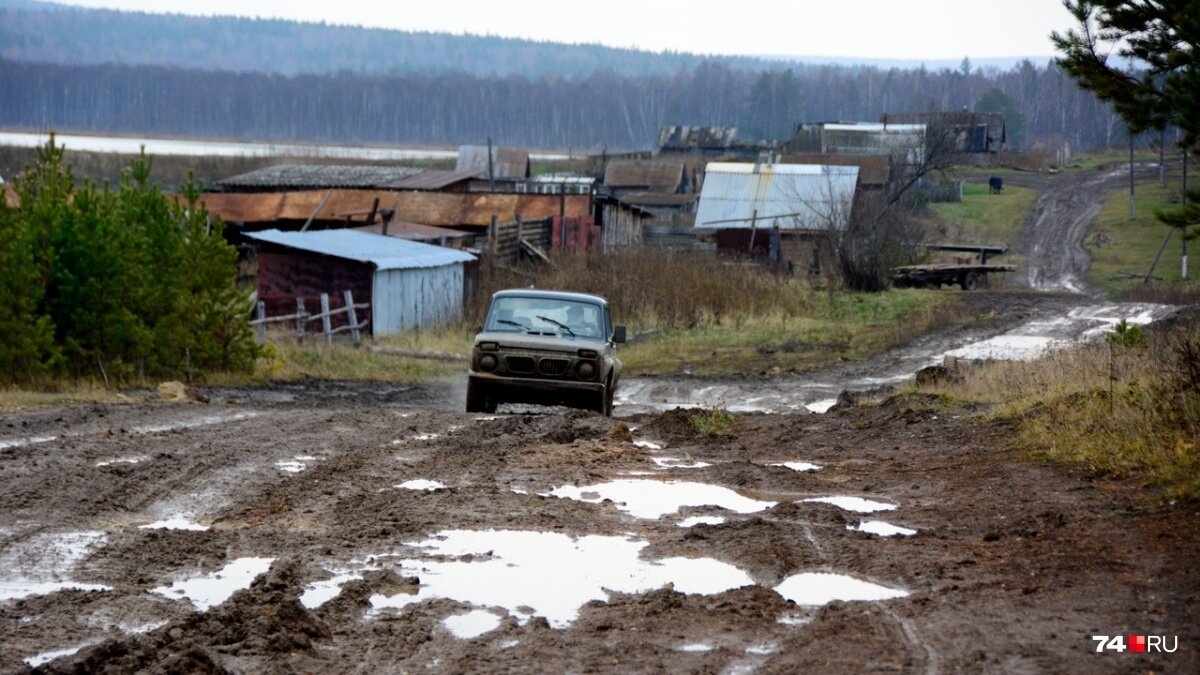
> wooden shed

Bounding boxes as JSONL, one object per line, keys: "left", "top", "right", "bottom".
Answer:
{"left": 245, "top": 229, "right": 476, "bottom": 336}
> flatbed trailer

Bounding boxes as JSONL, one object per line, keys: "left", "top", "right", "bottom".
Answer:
{"left": 890, "top": 263, "right": 1016, "bottom": 290}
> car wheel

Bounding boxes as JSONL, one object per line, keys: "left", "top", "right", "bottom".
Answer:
{"left": 466, "top": 381, "right": 494, "bottom": 413}
{"left": 598, "top": 377, "right": 614, "bottom": 417}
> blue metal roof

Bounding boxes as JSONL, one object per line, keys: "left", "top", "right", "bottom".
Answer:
{"left": 695, "top": 163, "right": 860, "bottom": 231}
{"left": 245, "top": 229, "right": 476, "bottom": 271}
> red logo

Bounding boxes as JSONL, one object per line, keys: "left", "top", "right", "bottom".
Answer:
{"left": 1129, "top": 635, "right": 1146, "bottom": 653}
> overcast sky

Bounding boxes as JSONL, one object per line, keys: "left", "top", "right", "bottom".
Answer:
{"left": 59, "top": 0, "right": 1076, "bottom": 61}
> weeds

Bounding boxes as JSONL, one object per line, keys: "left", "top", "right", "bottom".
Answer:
{"left": 918, "top": 323, "right": 1200, "bottom": 501}
{"left": 690, "top": 406, "right": 736, "bottom": 436}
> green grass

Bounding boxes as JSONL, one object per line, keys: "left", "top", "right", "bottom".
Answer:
{"left": 926, "top": 182, "right": 1037, "bottom": 275}
{"left": 1084, "top": 167, "right": 1199, "bottom": 298}
{"left": 619, "top": 290, "right": 964, "bottom": 376}
{"left": 690, "top": 406, "right": 736, "bottom": 436}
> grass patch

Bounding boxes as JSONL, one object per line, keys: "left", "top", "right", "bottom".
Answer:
{"left": 926, "top": 182, "right": 1037, "bottom": 276}
{"left": 0, "top": 383, "right": 132, "bottom": 410}
{"left": 917, "top": 323, "right": 1200, "bottom": 502}
{"left": 1085, "top": 166, "right": 1199, "bottom": 298}
{"left": 690, "top": 406, "right": 736, "bottom": 436}
{"left": 209, "top": 339, "right": 462, "bottom": 386}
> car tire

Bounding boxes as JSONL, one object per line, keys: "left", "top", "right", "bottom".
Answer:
{"left": 466, "top": 381, "right": 496, "bottom": 413}
{"left": 597, "top": 377, "right": 614, "bottom": 417}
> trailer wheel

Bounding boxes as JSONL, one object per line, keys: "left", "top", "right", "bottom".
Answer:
{"left": 960, "top": 270, "right": 980, "bottom": 291}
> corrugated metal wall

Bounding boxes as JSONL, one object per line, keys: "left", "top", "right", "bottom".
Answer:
{"left": 372, "top": 264, "right": 464, "bottom": 335}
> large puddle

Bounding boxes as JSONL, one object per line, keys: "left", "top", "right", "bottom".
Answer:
{"left": 366, "top": 530, "right": 755, "bottom": 628}
{"left": 153, "top": 557, "right": 275, "bottom": 611}
{"left": 547, "top": 480, "right": 777, "bottom": 519}
{"left": 774, "top": 573, "right": 908, "bottom": 605}
{"left": 0, "top": 530, "right": 111, "bottom": 601}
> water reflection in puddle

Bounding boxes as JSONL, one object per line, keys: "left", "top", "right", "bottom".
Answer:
{"left": 367, "top": 530, "right": 754, "bottom": 628}
{"left": 24, "top": 642, "right": 98, "bottom": 668}
{"left": 774, "top": 572, "right": 907, "bottom": 605}
{"left": 548, "top": 480, "right": 776, "bottom": 519}
{"left": 770, "top": 462, "right": 821, "bottom": 472}
{"left": 152, "top": 557, "right": 275, "bottom": 611}
{"left": 443, "top": 609, "right": 503, "bottom": 639}
{"left": 95, "top": 456, "right": 147, "bottom": 467}
{"left": 804, "top": 399, "right": 838, "bottom": 414}
{"left": 650, "top": 457, "right": 712, "bottom": 469}
{"left": 848, "top": 521, "right": 916, "bottom": 537}
{"left": 633, "top": 440, "right": 664, "bottom": 450}
{"left": 0, "top": 530, "right": 110, "bottom": 601}
{"left": 679, "top": 643, "right": 712, "bottom": 652}
{"left": 139, "top": 517, "right": 209, "bottom": 532}
{"left": 678, "top": 516, "right": 726, "bottom": 528}
{"left": 397, "top": 479, "right": 446, "bottom": 491}
{"left": 801, "top": 496, "right": 897, "bottom": 513}
{"left": 0, "top": 580, "right": 111, "bottom": 601}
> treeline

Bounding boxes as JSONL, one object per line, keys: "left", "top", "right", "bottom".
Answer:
{"left": 0, "top": 138, "right": 259, "bottom": 383}
{"left": 0, "top": 58, "right": 1126, "bottom": 151}
{"left": 0, "top": 3, "right": 775, "bottom": 79}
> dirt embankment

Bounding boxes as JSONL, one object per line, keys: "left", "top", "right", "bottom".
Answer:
{"left": 0, "top": 391, "right": 1195, "bottom": 673}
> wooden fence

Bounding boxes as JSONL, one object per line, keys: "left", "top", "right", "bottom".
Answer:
{"left": 250, "top": 290, "right": 370, "bottom": 345}
{"left": 488, "top": 216, "right": 553, "bottom": 264}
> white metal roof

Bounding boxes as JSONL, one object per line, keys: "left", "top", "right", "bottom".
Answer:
{"left": 823, "top": 123, "right": 926, "bottom": 133}
{"left": 695, "top": 163, "right": 859, "bottom": 231}
{"left": 245, "top": 229, "right": 476, "bottom": 271}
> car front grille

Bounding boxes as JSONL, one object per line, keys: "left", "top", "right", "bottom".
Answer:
{"left": 538, "top": 358, "right": 570, "bottom": 376}
{"left": 505, "top": 356, "right": 536, "bottom": 374}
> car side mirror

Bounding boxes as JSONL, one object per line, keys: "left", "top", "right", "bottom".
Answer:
{"left": 613, "top": 325, "right": 627, "bottom": 344}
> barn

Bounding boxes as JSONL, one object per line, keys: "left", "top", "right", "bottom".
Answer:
{"left": 245, "top": 229, "right": 476, "bottom": 336}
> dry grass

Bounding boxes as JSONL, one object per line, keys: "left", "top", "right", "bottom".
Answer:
{"left": 0, "top": 383, "right": 133, "bottom": 410}
{"left": 918, "top": 326, "right": 1200, "bottom": 501}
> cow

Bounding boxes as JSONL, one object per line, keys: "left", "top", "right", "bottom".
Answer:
{"left": 988, "top": 176, "right": 1004, "bottom": 194}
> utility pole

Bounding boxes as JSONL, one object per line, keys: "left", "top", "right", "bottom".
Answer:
{"left": 1184, "top": 149, "right": 1190, "bottom": 280}
{"left": 487, "top": 136, "right": 495, "bottom": 192}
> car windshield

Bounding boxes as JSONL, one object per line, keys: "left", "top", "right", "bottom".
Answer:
{"left": 485, "top": 296, "right": 605, "bottom": 339}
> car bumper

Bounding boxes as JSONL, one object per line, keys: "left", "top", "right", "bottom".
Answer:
{"left": 469, "top": 372, "right": 605, "bottom": 394}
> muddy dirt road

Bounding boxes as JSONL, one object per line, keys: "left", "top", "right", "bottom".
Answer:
{"left": 1, "top": 165, "right": 1197, "bottom": 673}
{"left": 1, "top": 393, "right": 1196, "bottom": 673}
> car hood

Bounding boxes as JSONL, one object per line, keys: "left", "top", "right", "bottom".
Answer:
{"left": 474, "top": 331, "right": 604, "bottom": 353}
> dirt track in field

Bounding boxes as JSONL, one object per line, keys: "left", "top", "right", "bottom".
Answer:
{"left": 1, "top": 166, "right": 1197, "bottom": 673}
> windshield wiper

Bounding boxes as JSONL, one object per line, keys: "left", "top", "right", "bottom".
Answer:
{"left": 496, "top": 319, "right": 525, "bottom": 329}
{"left": 536, "top": 315, "right": 575, "bottom": 337}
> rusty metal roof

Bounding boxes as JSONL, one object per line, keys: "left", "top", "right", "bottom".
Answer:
{"left": 245, "top": 229, "right": 475, "bottom": 271}
{"left": 217, "top": 164, "right": 423, "bottom": 190}
{"left": 779, "top": 153, "right": 890, "bottom": 186}
{"left": 618, "top": 192, "right": 698, "bottom": 207}
{"left": 455, "top": 146, "right": 531, "bottom": 179}
{"left": 392, "top": 192, "right": 590, "bottom": 227}
{"left": 657, "top": 125, "right": 738, "bottom": 150}
{"left": 380, "top": 169, "right": 480, "bottom": 191}
{"left": 354, "top": 222, "right": 474, "bottom": 241}
{"left": 694, "top": 163, "right": 859, "bottom": 231}
{"left": 196, "top": 190, "right": 399, "bottom": 223}
{"left": 603, "top": 161, "right": 685, "bottom": 191}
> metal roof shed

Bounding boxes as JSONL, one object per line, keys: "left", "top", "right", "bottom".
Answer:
{"left": 694, "top": 163, "right": 860, "bottom": 231}
{"left": 245, "top": 229, "right": 476, "bottom": 336}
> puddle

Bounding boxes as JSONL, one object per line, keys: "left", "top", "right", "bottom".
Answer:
{"left": 300, "top": 572, "right": 365, "bottom": 609}
{"left": 0, "top": 435, "right": 58, "bottom": 450}
{"left": 777, "top": 612, "right": 813, "bottom": 626}
{"left": 24, "top": 642, "right": 98, "bottom": 668}
{"left": 633, "top": 440, "right": 664, "bottom": 450}
{"left": 276, "top": 455, "right": 320, "bottom": 473}
{"left": 118, "top": 620, "right": 167, "bottom": 634}
{"left": 548, "top": 480, "right": 777, "bottom": 519}
{"left": 368, "top": 529, "right": 754, "bottom": 628}
{"left": 0, "top": 580, "right": 111, "bottom": 601}
{"left": 770, "top": 462, "right": 821, "bottom": 472}
{"left": 804, "top": 399, "right": 838, "bottom": 414}
{"left": 0, "top": 530, "right": 110, "bottom": 601}
{"left": 774, "top": 572, "right": 908, "bottom": 605}
{"left": 443, "top": 609, "right": 503, "bottom": 639}
{"left": 139, "top": 517, "right": 209, "bottom": 532}
{"left": 802, "top": 496, "right": 897, "bottom": 514}
{"left": 397, "top": 479, "right": 446, "bottom": 491}
{"left": 650, "top": 457, "right": 712, "bottom": 469}
{"left": 746, "top": 644, "right": 777, "bottom": 655}
{"left": 152, "top": 557, "right": 275, "bottom": 611}
{"left": 679, "top": 643, "right": 713, "bottom": 652}
{"left": 848, "top": 521, "right": 916, "bottom": 537}
{"left": 132, "top": 411, "right": 258, "bottom": 435}
{"left": 944, "top": 335, "right": 1066, "bottom": 361}
{"left": 95, "top": 456, "right": 147, "bottom": 467}
{"left": 412, "top": 433, "right": 440, "bottom": 441}
{"left": 678, "top": 516, "right": 726, "bottom": 528}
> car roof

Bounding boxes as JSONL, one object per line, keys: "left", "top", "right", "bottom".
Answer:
{"left": 492, "top": 289, "right": 608, "bottom": 306}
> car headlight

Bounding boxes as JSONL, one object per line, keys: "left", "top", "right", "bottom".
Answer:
{"left": 478, "top": 354, "right": 498, "bottom": 371}
{"left": 478, "top": 342, "right": 499, "bottom": 351}
{"left": 577, "top": 362, "right": 595, "bottom": 379}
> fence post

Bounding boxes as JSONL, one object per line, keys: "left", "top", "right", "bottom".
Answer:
{"left": 344, "top": 290, "right": 362, "bottom": 346}
{"left": 490, "top": 215, "right": 499, "bottom": 259}
{"left": 320, "top": 293, "right": 333, "bottom": 345}
{"left": 256, "top": 301, "right": 267, "bottom": 343}
{"left": 295, "top": 298, "right": 307, "bottom": 344}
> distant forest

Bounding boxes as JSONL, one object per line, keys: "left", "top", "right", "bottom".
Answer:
{"left": 0, "top": 2, "right": 774, "bottom": 79}
{"left": 0, "top": 58, "right": 1129, "bottom": 151}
